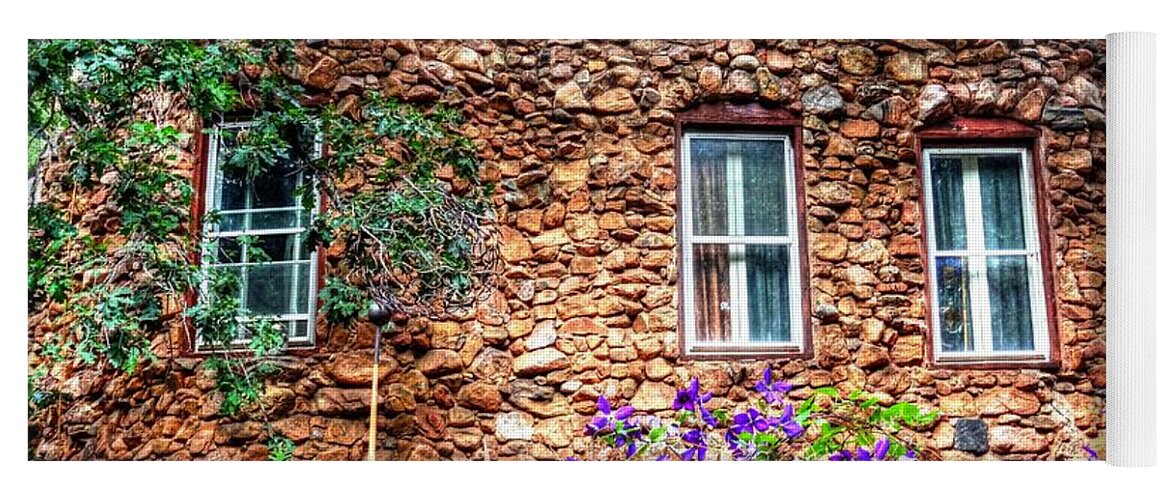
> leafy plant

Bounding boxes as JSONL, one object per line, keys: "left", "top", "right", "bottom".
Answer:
{"left": 266, "top": 434, "right": 296, "bottom": 461}
{"left": 319, "top": 278, "right": 369, "bottom": 326}
{"left": 27, "top": 39, "right": 498, "bottom": 459}
{"left": 581, "top": 368, "right": 937, "bottom": 461}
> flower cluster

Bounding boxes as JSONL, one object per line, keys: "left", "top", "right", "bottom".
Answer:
{"left": 578, "top": 366, "right": 935, "bottom": 461}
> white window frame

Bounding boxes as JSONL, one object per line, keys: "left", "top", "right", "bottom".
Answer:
{"left": 679, "top": 131, "right": 804, "bottom": 357}
{"left": 921, "top": 147, "right": 1051, "bottom": 363}
{"left": 197, "top": 121, "right": 322, "bottom": 350}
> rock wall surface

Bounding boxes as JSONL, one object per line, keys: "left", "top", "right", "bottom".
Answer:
{"left": 29, "top": 39, "right": 1106, "bottom": 460}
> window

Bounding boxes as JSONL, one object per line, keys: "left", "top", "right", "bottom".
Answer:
{"left": 679, "top": 130, "right": 806, "bottom": 357}
{"left": 921, "top": 147, "right": 1051, "bottom": 363}
{"left": 197, "top": 122, "right": 320, "bottom": 349}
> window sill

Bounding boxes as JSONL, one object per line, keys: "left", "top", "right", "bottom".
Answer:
{"left": 681, "top": 345, "right": 811, "bottom": 361}
{"left": 928, "top": 355, "right": 1059, "bottom": 371}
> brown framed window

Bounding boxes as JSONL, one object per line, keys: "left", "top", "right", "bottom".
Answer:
{"left": 675, "top": 104, "right": 812, "bottom": 359}
{"left": 917, "top": 119, "right": 1060, "bottom": 367}
{"left": 195, "top": 121, "right": 321, "bottom": 349}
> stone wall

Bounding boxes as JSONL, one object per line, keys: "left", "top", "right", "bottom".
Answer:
{"left": 28, "top": 38, "right": 1106, "bottom": 460}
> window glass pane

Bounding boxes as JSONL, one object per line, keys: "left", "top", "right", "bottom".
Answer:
{"left": 213, "top": 234, "right": 309, "bottom": 264}
{"left": 935, "top": 256, "right": 975, "bottom": 352}
{"left": 690, "top": 139, "right": 728, "bottom": 235}
{"left": 287, "top": 319, "right": 310, "bottom": 341}
{"left": 986, "top": 256, "right": 1035, "bottom": 351}
{"left": 740, "top": 141, "right": 788, "bottom": 236}
{"left": 978, "top": 155, "right": 1027, "bottom": 250}
{"left": 930, "top": 156, "right": 966, "bottom": 251}
{"left": 218, "top": 209, "right": 310, "bottom": 233}
{"left": 746, "top": 245, "right": 791, "bottom": 342}
{"left": 689, "top": 138, "right": 788, "bottom": 237}
{"left": 216, "top": 173, "right": 249, "bottom": 211}
{"left": 691, "top": 244, "right": 732, "bottom": 343}
{"left": 251, "top": 167, "right": 303, "bottom": 209}
{"left": 244, "top": 262, "right": 311, "bottom": 316}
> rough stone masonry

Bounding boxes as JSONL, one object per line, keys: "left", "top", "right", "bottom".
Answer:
{"left": 28, "top": 39, "right": 1106, "bottom": 460}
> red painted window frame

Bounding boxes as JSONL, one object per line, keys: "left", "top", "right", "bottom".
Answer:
{"left": 673, "top": 103, "right": 814, "bottom": 361}
{"left": 915, "top": 118, "right": 1062, "bottom": 370}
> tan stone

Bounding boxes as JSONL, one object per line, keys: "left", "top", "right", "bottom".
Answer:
{"left": 499, "top": 226, "right": 533, "bottom": 264}
{"left": 554, "top": 82, "right": 590, "bottom": 111}
{"left": 838, "top": 45, "right": 878, "bottom": 75}
{"left": 630, "top": 381, "right": 674, "bottom": 411}
{"left": 417, "top": 349, "right": 463, "bottom": 376}
{"left": 1051, "top": 150, "right": 1092, "bottom": 173}
{"left": 975, "top": 387, "right": 1041, "bottom": 416}
{"left": 989, "top": 426, "right": 1048, "bottom": 453}
{"left": 534, "top": 416, "right": 577, "bottom": 448}
{"left": 891, "top": 336, "right": 924, "bottom": 365}
{"left": 457, "top": 381, "right": 502, "bottom": 412}
{"left": 324, "top": 352, "right": 395, "bottom": 386}
{"left": 886, "top": 52, "right": 927, "bottom": 83}
{"left": 513, "top": 348, "right": 570, "bottom": 376}
{"left": 812, "top": 233, "right": 849, "bottom": 262}
{"left": 553, "top": 159, "right": 590, "bottom": 189}
{"left": 841, "top": 119, "right": 880, "bottom": 139}
{"left": 592, "top": 88, "right": 637, "bottom": 113}
{"left": 940, "top": 392, "right": 976, "bottom": 417}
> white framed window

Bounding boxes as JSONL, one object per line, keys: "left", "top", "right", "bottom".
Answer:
{"left": 198, "top": 121, "right": 321, "bottom": 349}
{"left": 679, "top": 131, "right": 805, "bottom": 357}
{"left": 922, "top": 147, "right": 1051, "bottom": 362}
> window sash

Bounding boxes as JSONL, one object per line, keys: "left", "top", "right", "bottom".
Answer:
{"left": 197, "top": 121, "right": 322, "bottom": 349}
{"left": 679, "top": 132, "right": 804, "bottom": 355}
{"left": 922, "top": 147, "right": 1049, "bottom": 361}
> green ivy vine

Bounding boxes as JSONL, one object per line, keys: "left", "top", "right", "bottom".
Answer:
{"left": 27, "top": 39, "right": 497, "bottom": 460}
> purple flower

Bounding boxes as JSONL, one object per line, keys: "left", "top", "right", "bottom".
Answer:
{"left": 834, "top": 437, "right": 892, "bottom": 461}
{"left": 754, "top": 366, "right": 793, "bottom": 405}
{"left": 673, "top": 379, "right": 713, "bottom": 413}
{"left": 828, "top": 450, "right": 852, "bottom": 461}
{"left": 1083, "top": 444, "right": 1099, "bottom": 461}
{"left": 776, "top": 403, "right": 804, "bottom": 438}
{"left": 585, "top": 394, "right": 635, "bottom": 435}
{"left": 730, "top": 408, "right": 775, "bottom": 436}
{"left": 680, "top": 428, "right": 707, "bottom": 461}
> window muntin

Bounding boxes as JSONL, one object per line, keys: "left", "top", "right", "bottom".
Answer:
{"left": 679, "top": 132, "right": 804, "bottom": 356}
{"left": 198, "top": 122, "right": 320, "bottom": 349}
{"left": 922, "top": 147, "right": 1050, "bottom": 361}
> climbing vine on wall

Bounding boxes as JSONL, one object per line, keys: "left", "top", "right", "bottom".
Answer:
{"left": 27, "top": 39, "right": 497, "bottom": 459}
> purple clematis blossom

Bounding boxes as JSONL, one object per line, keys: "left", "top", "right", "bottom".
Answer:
{"left": 1083, "top": 444, "right": 1099, "bottom": 461}
{"left": 754, "top": 366, "right": 793, "bottom": 405}
{"left": 673, "top": 378, "right": 713, "bottom": 412}
{"left": 776, "top": 403, "right": 805, "bottom": 438}
{"left": 585, "top": 394, "right": 635, "bottom": 435}
{"left": 680, "top": 429, "right": 707, "bottom": 461}
{"left": 730, "top": 408, "right": 776, "bottom": 436}
{"left": 828, "top": 450, "right": 852, "bottom": 461}
{"left": 836, "top": 437, "right": 892, "bottom": 461}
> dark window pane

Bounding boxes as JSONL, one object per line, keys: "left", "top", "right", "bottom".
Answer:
{"left": 740, "top": 141, "right": 788, "bottom": 236}
{"left": 251, "top": 168, "right": 303, "bottom": 209}
{"left": 213, "top": 234, "right": 308, "bottom": 264}
{"left": 746, "top": 245, "right": 791, "bottom": 342}
{"left": 935, "top": 256, "right": 975, "bottom": 352}
{"left": 218, "top": 209, "right": 310, "bottom": 233}
{"left": 245, "top": 262, "right": 311, "bottom": 316}
{"left": 691, "top": 244, "right": 732, "bottom": 343}
{"left": 986, "top": 256, "right": 1035, "bottom": 351}
{"left": 287, "top": 319, "right": 310, "bottom": 341}
{"left": 978, "top": 155, "right": 1027, "bottom": 250}
{"left": 690, "top": 139, "right": 728, "bottom": 236}
{"left": 930, "top": 156, "right": 967, "bottom": 251}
